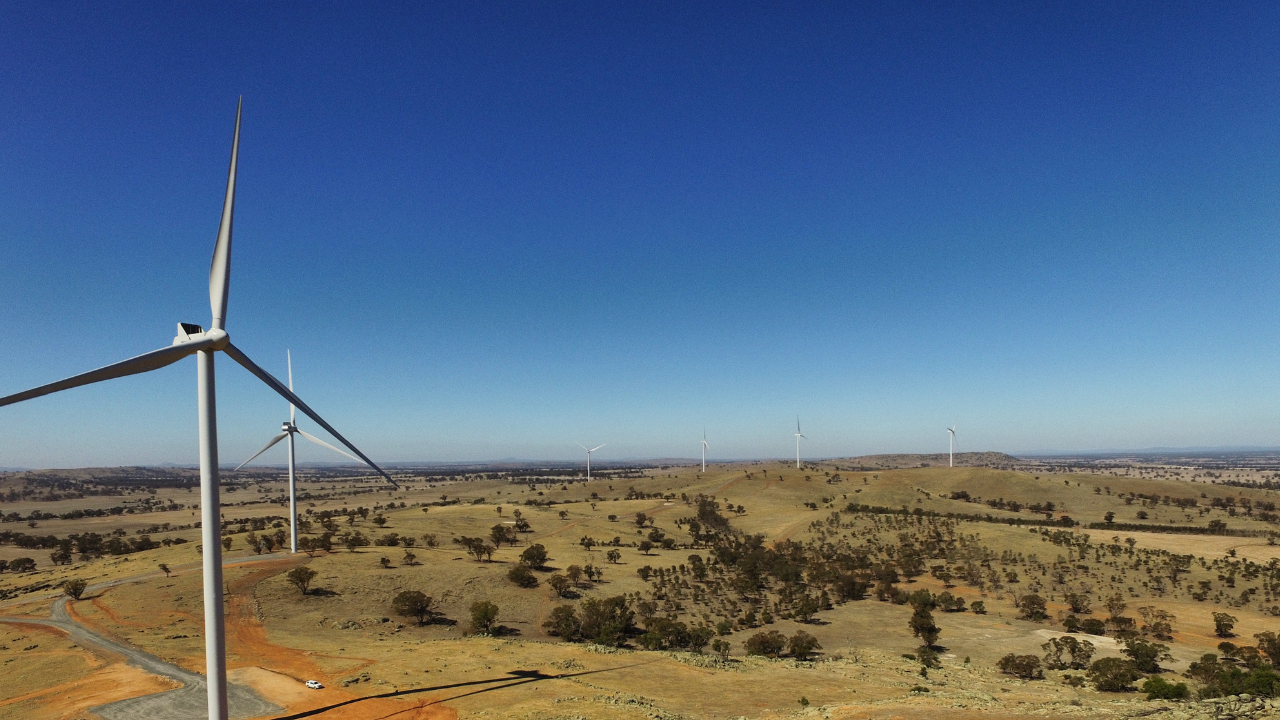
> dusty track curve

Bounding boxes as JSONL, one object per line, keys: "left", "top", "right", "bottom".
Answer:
{"left": 0, "top": 555, "right": 287, "bottom": 720}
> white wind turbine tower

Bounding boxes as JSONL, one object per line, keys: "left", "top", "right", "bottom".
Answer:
{"left": 794, "top": 417, "right": 806, "bottom": 469}
{"left": 0, "top": 100, "right": 394, "bottom": 720}
{"left": 947, "top": 422, "right": 958, "bottom": 468}
{"left": 577, "top": 442, "right": 605, "bottom": 480}
{"left": 700, "top": 429, "right": 709, "bottom": 473}
{"left": 235, "top": 351, "right": 363, "bottom": 554}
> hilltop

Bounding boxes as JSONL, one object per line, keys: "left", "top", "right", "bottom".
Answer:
{"left": 827, "top": 451, "right": 1024, "bottom": 470}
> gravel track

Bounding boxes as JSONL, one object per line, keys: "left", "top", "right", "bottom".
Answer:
{"left": 0, "top": 554, "right": 288, "bottom": 719}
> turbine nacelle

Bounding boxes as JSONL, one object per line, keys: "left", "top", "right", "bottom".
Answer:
{"left": 173, "top": 323, "right": 229, "bottom": 350}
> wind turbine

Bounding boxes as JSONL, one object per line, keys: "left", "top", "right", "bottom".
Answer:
{"left": 234, "top": 351, "right": 365, "bottom": 554}
{"left": 947, "top": 422, "right": 957, "bottom": 468}
{"left": 577, "top": 442, "right": 604, "bottom": 480}
{"left": 794, "top": 417, "right": 806, "bottom": 469}
{"left": 700, "top": 429, "right": 709, "bottom": 473}
{"left": 0, "top": 100, "right": 394, "bottom": 720}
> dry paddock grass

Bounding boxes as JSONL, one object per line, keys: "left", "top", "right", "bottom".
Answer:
{"left": 0, "top": 461, "right": 1277, "bottom": 719}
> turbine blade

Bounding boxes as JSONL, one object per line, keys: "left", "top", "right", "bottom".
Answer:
{"left": 234, "top": 432, "right": 288, "bottom": 471}
{"left": 576, "top": 442, "right": 588, "bottom": 451}
{"left": 287, "top": 349, "right": 295, "bottom": 422}
{"left": 208, "top": 98, "right": 242, "bottom": 331}
{"left": 298, "top": 429, "right": 361, "bottom": 463}
{"left": 222, "top": 342, "right": 397, "bottom": 488}
{"left": 590, "top": 444, "right": 605, "bottom": 452}
{"left": 0, "top": 341, "right": 206, "bottom": 409}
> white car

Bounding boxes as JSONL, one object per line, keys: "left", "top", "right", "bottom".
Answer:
{"left": 305, "top": 680, "right": 323, "bottom": 689}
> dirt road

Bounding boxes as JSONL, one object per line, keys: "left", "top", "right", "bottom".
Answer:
{"left": 0, "top": 556, "right": 285, "bottom": 720}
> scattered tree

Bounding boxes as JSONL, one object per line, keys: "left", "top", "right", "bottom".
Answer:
{"left": 789, "top": 630, "right": 821, "bottom": 660}
{"left": 508, "top": 564, "right": 538, "bottom": 588}
{"left": 392, "top": 590, "right": 437, "bottom": 625}
{"left": 62, "top": 578, "right": 88, "bottom": 600}
{"left": 286, "top": 566, "right": 318, "bottom": 595}
{"left": 1017, "top": 594, "right": 1048, "bottom": 621}
{"left": 1213, "top": 612, "right": 1237, "bottom": 638}
{"left": 997, "top": 654, "right": 1043, "bottom": 680}
{"left": 469, "top": 600, "right": 499, "bottom": 634}
{"left": 520, "top": 543, "right": 548, "bottom": 569}
{"left": 745, "top": 630, "right": 787, "bottom": 657}
{"left": 1088, "top": 657, "right": 1141, "bottom": 692}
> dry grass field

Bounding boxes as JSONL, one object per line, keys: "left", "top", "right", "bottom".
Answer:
{"left": 1, "top": 457, "right": 1278, "bottom": 719}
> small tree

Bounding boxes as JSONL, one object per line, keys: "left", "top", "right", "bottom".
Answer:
{"left": 744, "top": 630, "right": 787, "bottom": 657}
{"left": 789, "top": 630, "right": 821, "bottom": 660}
{"left": 1256, "top": 631, "right": 1280, "bottom": 665}
{"left": 63, "top": 578, "right": 88, "bottom": 600}
{"left": 158, "top": 563, "right": 171, "bottom": 578}
{"left": 508, "top": 564, "right": 538, "bottom": 588}
{"left": 1017, "top": 594, "right": 1048, "bottom": 621}
{"left": 1066, "top": 592, "right": 1092, "bottom": 614}
{"left": 1142, "top": 676, "right": 1189, "bottom": 700}
{"left": 638, "top": 540, "right": 654, "bottom": 555}
{"left": 794, "top": 594, "right": 820, "bottom": 623}
{"left": 712, "top": 638, "right": 731, "bottom": 659}
{"left": 997, "top": 654, "right": 1043, "bottom": 680}
{"left": 392, "top": 590, "right": 436, "bottom": 625}
{"left": 1088, "top": 657, "right": 1140, "bottom": 692}
{"left": 286, "top": 566, "right": 318, "bottom": 595}
{"left": 342, "top": 531, "right": 368, "bottom": 553}
{"left": 566, "top": 565, "right": 583, "bottom": 585}
{"left": 1121, "top": 638, "right": 1170, "bottom": 673}
{"left": 1213, "top": 612, "right": 1237, "bottom": 638}
{"left": 606, "top": 549, "right": 621, "bottom": 564}
{"left": 909, "top": 607, "right": 940, "bottom": 647}
{"left": 490, "top": 524, "right": 516, "bottom": 548}
{"left": 469, "top": 600, "right": 499, "bottom": 634}
{"left": 403, "top": 549, "right": 417, "bottom": 566}
{"left": 1042, "top": 636, "right": 1094, "bottom": 670}
{"left": 543, "top": 604, "right": 581, "bottom": 639}
{"left": 222, "top": 536, "right": 233, "bottom": 551}
{"left": 547, "top": 574, "right": 571, "bottom": 598}
{"left": 1104, "top": 592, "right": 1127, "bottom": 620}
{"left": 520, "top": 544, "right": 548, "bottom": 569}
{"left": 379, "top": 556, "right": 392, "bottom": 569}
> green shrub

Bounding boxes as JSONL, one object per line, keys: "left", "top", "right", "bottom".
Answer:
{"left": 507, "top": 564, "right": 538, "bottom": 588}
{"left": 1088, "top": 657, "right": 1140, "bottom": 692}
{"left": 997, "top": 653, "right": 1043, "bottom": 680}
{"left": 1142, "top": 676, "right": 1189, "bottom": 700}
{"left": 744, "top": 630, "right": 787, "bottom": 657}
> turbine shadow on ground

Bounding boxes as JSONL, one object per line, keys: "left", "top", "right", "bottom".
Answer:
{"left": 269, "top": 662, "right": 654, "bottom": 720}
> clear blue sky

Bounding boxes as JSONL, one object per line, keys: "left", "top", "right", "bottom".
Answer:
{"left": 3, "top": 3, "right": 1279, "bottom": 468}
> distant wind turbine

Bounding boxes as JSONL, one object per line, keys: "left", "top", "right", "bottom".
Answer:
{"left": 0, "top": 100, "right": 393, "bottom": 720}
{"left": 577, "top": 442, "right": 605, "bottom": 480}
{"left": 947, "top": 422, "right": 958, "bottom": 467}
{"left": 795, "top": 417, "right": 806, "bottom": 469}
{"left": 235, "top": 351, "right": 367, "bottom": 554}
{"left": 700, "top": 429, "right": 709, "bottom": 473}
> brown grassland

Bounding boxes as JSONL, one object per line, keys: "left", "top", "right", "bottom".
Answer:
{"left": 0, "top": 457, "right": 1278, "bottom": 719}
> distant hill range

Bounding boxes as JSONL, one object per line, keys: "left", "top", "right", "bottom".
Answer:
{"left": 823, "top": 452, "right": 1023, "bottom": 470}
